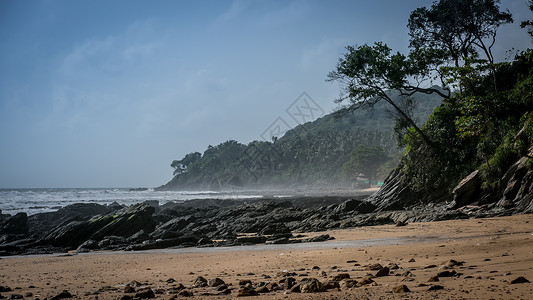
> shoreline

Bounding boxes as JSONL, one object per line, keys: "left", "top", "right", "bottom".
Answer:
{"left": 1, "top": 214, "right": 531, "bottom": 299}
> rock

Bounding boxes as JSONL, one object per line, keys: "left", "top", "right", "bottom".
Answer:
{"left": 239, "top": 279, "right": 253, "bottom": 286}
{"left": 177, "top": 289, "right": 193, "bottom": 297}
{"left": 437, "top": 270, "right": 457, "bottom": 277}
{"left": 236, "top": 286, "right": 257, "bottom": 296}
{"left": 427, "top": 285, "right": 445, "bottom": 291}
{"left": 90, "top": 204, "right": 156, "bottom": 240}
{"left": 50, "top": 290, "right": 73, "bottom": 299}
{"left": 123, "top": 286, "right": 135, "bottom": 293}
{"left": 334, "top": 199, "right": 363, "bottom": 214}
{"left": 298, "top": 278, "right": 326, "bottom": 293}
{"left": 340, "top": 279, "right": 358, "bottom": 289}
{"left": 367, "top": 263, "right": 383, "bottom": 270}
{"left": 510, "top": 276, "right": 530, "bottom": 284}
{"left": 375, "top": 266, "right": 390, "bottom": 277}
{"left": 193, "top": 276, "right": 208, "bottom": 287}
{"left": 395, "top": 220, "right": 408, "bottom": 227}
{"left": 323, "top": 280, "right": 340, "bottom": 290}
{"left": 356, "top": 276, "right": 375, "bottom": 286}
{"left": 208, "top": 278, "right": 225, "bottom": 287}
{"left": 8, "top": 294, "right": 23, "bottom": 299}
{"left": 388, "top": 263, "right": 399, "bottom": 269}
{"left": 279, "top": 277, "right": 296, "bottom": 289}
{"left": 255, "top": 286, "right": 269, "bottom": 293}
{"left": 428, "top": 276, "right": 440, "bottom": 282}
{"left": 392, "top": 284, "right": 410, "bottom": 293}
{"left": 333, "top": 273, "right": 350, "bottom": 281}
{"left": 134, "top": 287, "right": 155, "bottom": 299}
{"left": 301, "top": 234, "right": 332, "bottom": 243}
{"left": 235, "top": 236, "right": 267, "bottom": 244}
{"left": 167, "top": 285, "right": 185, "bottom": 294}
{"left": 0, "top": 213, "right": 28, "bottom": 235}
{"left": 450, "top": 170, "right": 481, "bottom": 209}
{"left": 260, "top": 223, "right": 291, "bottom": 235}
{"left": 119, "top": 296, "right": 133, "bottom": 300}
{"left": 0, "top": 287, "right": 12, "bottom": 292}
{"left": 442, "top": 259, "right": 463, "bottom": 268}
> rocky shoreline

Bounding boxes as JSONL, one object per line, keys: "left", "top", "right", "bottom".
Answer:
{"left": 0, "top": 192, "right": 521, "bottom": 256}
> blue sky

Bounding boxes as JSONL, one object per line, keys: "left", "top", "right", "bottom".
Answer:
{"left": 0, "top": 0, "right": 531, "bottom": 188}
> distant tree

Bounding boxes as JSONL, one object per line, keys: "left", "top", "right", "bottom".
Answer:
{"left": 342, "top": 145, "right": 390, "bottom": 183}
{"left": 171, "top": 152, "right": 201, "bottom": 175}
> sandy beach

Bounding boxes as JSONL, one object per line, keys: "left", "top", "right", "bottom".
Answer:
{"left": 1, "top": 214, "right": 532, "bottom": 299}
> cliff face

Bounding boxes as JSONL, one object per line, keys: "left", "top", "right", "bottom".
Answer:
{"left": 367, "top": 148, "right": 533, "bottom": 214}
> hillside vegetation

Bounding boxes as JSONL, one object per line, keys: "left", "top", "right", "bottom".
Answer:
{"left": 158, "top": 93, "right": 442, "bottom": 190}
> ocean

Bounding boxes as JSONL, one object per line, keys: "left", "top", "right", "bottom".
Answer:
{"left": 0, "top": 188, "right": 265, "bottom": 216}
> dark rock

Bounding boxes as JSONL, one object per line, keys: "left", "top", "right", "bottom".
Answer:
{"left": 134, "top": 287, "right": 155, "bottom": 299}
{"left": 0, "top": 213, "right": 28, "bottom": 235}
{"left": 301, "top": 234, "right": 332, "bottom": 243}
{"left": 260, "top": 223, "right": 291, "bottom": 235}
{"left": 236, "top": 286, "right": 257, "bottom": 296}
{"left": 0, "top": 287, "right": 12, "bottom": 292}
{"left": 392, "top": 284, "right": 410, "bottom": 293}
{"left": 375, "top": 266, "right": 390, "bottom": 277}
{"left": 427, "top": 285, "right": 445, "bottom": 291}
{"left": 8, "top": 294, "right": 23, "bottom": 299}
{"left": 333, "top": 273, "right": 350, "bottom": 281}
{"left": 340, "top": 279, "right": 358, "bottom": 289}
{"left": 279, "top": 277, "right": 296, "bottom": 289}
{"left": 50, "top": 290, "right": 73, "bottom": 299}
{"left": 395, "top": 220, "right": 408, "bottom": 227}
{"left": 367, "top": 263, "right": 383, "bottom": 270}
{"left": 356, "top": 276, "right": 375, "bottom": 286}
{"left": 239, "top": 279, "right": 253, "bottom": 286}
{"left": 177, "top": 289, "right": 193, "bottom": 297}
{"left": 334, "top": 199, "right": 364, "bottom": 214}
{"left": 437, "top": 270, "right": 457, "bottom": 277}
{"left": 235, "top": 236, "right": 267, "bottom": 244}
{"left": 298, "top": 278, "right": 326, "bottom": 293}
{"left": 193, "top": 276, "right": 208, "bottom": 287}
{"left": 510, "top": 276, "right": 530, "bottom": 284}
{"left": 90, "top": 204, "right": 156, "bottom": 240}
{"left": 428, "top": 276, "right": 440, "bottom": 282}
{"left": 450, "top": 170, "right": 481, "bottom": 209}
{"left": 323, "top": 280, "right": 340, "bottom": 290}
{"left": 119, "top": 296, "right": 133, "bottom": 300}
{"left": 208, "top": 278, "right": 225, "bottom": 287}
{"left": 123, "top": 286, "right": 135, "bottom": 293}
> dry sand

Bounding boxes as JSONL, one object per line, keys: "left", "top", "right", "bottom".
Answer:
{"left": 1, "top": 214, "right": 532, "bottom": 299}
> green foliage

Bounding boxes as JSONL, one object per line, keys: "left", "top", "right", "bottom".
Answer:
{"left": 520, "top": 0, "right": 533, "bottom": 37}
{"left": 342, "top": 145, "right": 391, "bottom": 182}
{"left": 400, "top": 49, "right": 533, "bottom": 199}
{"left": 163, "top": 93, "right": 442, "bottom": 190}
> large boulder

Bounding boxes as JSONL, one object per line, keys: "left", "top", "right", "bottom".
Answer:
{"left": 44, "top": 203, "right": 156, "bottom": 249}
{"left": 0, "top": 213, "right": 28, "bottom": 235}
{"left": 449, "top": 170, "right": 482, "bottom": 209}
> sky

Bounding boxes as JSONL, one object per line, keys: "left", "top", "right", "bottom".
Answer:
{"left": 0, "top": 0, "right": 531, "bottom": 188}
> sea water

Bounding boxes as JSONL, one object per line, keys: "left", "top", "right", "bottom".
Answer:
{"left": 0, "top": 188, "right": 264, "bottom": 216}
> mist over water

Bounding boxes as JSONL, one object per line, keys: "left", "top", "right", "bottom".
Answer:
{"left": 0, "top": 188, "right": 268, "bottom": 216}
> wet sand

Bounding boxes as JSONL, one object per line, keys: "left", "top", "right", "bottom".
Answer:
{"left": 1, "top": 214, "right": 532, "bottom": 299}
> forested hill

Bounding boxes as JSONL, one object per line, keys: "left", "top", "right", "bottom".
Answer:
{"left": 157, "top": 92, "right": 443, "bottom": 191}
